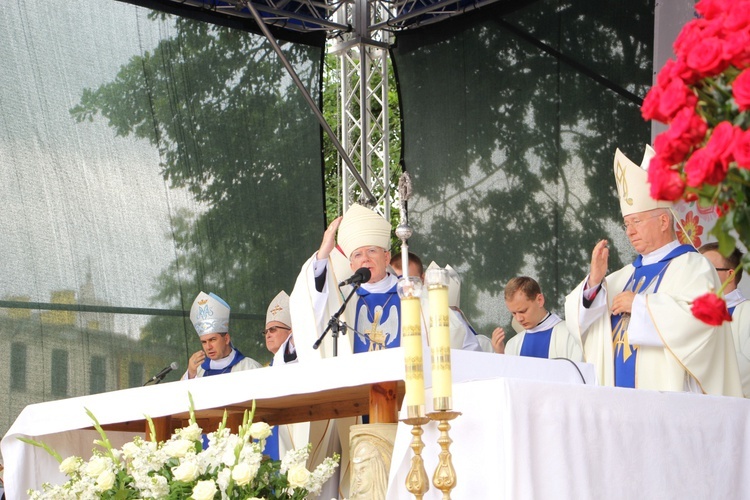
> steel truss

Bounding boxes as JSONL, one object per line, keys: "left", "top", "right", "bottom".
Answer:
{"left": 146, "top": 0, "right": 503, "bottom": 216}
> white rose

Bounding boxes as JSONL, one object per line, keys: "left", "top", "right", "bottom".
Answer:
{"left": 96, "top": 470, "right": 116, "bottom": 491}
{"left": 179, "top": 422, "right": 203, "bottom": 442}
{"left": 164, "top": 438, "right": 194, "bottom": 458}
{"left": 231, "top": 462, "right": 255, "bottom": 486}
{"left": 287, "top": 464, "right": 311, "bottom": 489}
{"left": 249, "top": 422, "right": 272, "bottom": 440}
{"left": 59, "top": 456, "right": 79, "bottom": 475}
{"left": 172, "top": 461, "right": 200, "bottom": 482}
{"left": 84, "top": 456, "right": 109, "bottom": 478}
{"left": 121, "top": 442, "right": 140, "bottom": 459}
{"left": 191, "top": 480, "right": 217, "bottom": 500}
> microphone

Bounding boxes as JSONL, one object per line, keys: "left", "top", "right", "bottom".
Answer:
{"left": 338, "top": 267, "right": 372, "bottom": 287}
{"left": 145, "top": 362, "right": 178, "bottom": 385}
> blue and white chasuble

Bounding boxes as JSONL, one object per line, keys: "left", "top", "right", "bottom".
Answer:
{"left": 353, "top": 275, "right": 401, "bottom": 353}
{"left": 199, "top": 348, "right": 247, "bottom": 376}
{"left": 519, "top": 313, "right": 558, "bottom": 359}
{"left": 612, "top": 244, "right": 696, "bottom": 388}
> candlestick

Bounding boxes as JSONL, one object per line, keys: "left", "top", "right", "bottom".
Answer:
{"left": 401, "top": 416, "right": 430, "bottom": 498}
{"left": 425, "top": 267, "right": 452, "bottom": 411}
{"left": 427, "top": 410, "right": 461, "bottom": 499}
{"left": 398, "top": 277, "right": 426, "bottom": 418}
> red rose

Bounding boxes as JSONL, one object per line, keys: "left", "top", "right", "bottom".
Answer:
{"left": 658, "top": 78, "right": 698, "bottom": 121}
{"left": 641, "top": 86, "right": 667, "bottom": 123}
{"left": 687, "top": 37, "right": 730, "bottom": 77}
{"left": 647, "top": 156, "right": 686, "bottom": 201}
{"left": 734, "top": 128, "right": 750, "bottom": 168}
{"left": 732, "top": 69, "right": 750, "bottom": 111}
{"left": 674, "top": 19, "right": 711, "bottom": 59}
{"left": 695, "top": 0, "right": 735, "bottom": 21}
{"left": 704, "top": 121, "right": 737, "bottom": 164}
{"left": 691, "top": 292, "right": 732, "bottom": 326}
{"left": 726, "top": 30, "right": 750, "bottom": 68}
{"left": 684, "top": 147, "right": 727, "bottom": 186}
{"left": 670, "top": 107, "right": 708, "bottom": 145}
{"left": 723, "top": 3, "right": 750, "bottom": 32}
{"left": 654, "top": 131, "right": 692, "bottom": 166}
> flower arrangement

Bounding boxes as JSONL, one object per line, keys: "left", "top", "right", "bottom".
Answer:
{"left": 640, "top": 0, "right": 750, "bottom": 321}
{"left": 21, "top": 398, "right": 339, "bottom": 500}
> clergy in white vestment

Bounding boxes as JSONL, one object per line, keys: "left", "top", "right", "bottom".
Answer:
{"left": 288, "top": 203, "right": 481, "bottom": 497}
{"left": 391, "top": 254, "right": 485, "bottom": 352}
{"left": 699, "top": 243, "right": 750, "bottom": 397}
{"left": 290, "top": 203, "right": 480, "bottom": 361}
{"left": 564, "top": 145, "right": 742, "bottom": 396}
{"left": 492, "top": 276, "right": 582, "bottom": 361}
{"left": 264, "top": 291, "right": 341, "bottom": 499}
{"left": 181, "top": 291, "right": 262, "bottom": 380}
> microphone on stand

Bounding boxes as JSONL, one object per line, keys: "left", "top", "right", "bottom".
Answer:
{"left": 338, "top": 267, "right": 372, "bottom": 287}
{"left": 144, "top": 362, "right": 178, "bottom": 386}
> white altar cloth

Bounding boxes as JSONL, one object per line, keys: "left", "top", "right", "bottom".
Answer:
{"left": 1, "top": 349, "right": 592, "bottom": 499}
{"left": 388, "top": 377, "right": 750, "bottom": 500}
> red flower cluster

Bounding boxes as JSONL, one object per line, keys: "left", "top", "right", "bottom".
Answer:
{"left": 691, "top": 292, "right": 732, "bottom": 326}
{"left": 641, "top": 0, "right": 750, "bottom": 202}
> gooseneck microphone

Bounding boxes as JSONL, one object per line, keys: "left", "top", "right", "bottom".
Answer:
{"left": 144, "top": 362, "right": 178, "bottom": 385}
{"left": 338, "top": 267, "right": 372, "bottom": 287}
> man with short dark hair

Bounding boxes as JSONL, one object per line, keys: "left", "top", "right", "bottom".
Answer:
{"left": 182, "top": 291, "right": 261, "bottom": 379}
{"left": 492, "top": 277, "right": 582, "bottom": 361}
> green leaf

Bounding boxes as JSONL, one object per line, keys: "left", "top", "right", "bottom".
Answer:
{"left": 17, "top": 437, "right": 63, "bottom": 463}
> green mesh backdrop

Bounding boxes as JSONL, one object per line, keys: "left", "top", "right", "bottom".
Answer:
{"left": 392, "top": 1, "right": 653, "bottom": 335}
{"left": 0, "top": 1, "right": 324, "bottom": 440}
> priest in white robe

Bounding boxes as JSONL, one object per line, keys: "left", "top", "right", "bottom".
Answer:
{"left": 492, "top": 276, "right": 582, "bottom": 361}
{"left": 181, "top": 291, "right": 262, "bottom": 380}
{"left": 699, "top": 243, "right": 750, "bottom": 397}
{"left": 564, "top": 146, "right": 742, "bottom": 396}
{"left": 288, "top": 203, "right": 480, "bottom": 496}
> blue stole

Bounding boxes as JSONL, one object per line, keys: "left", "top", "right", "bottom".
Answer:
{"left": 520, "top": 328, "right": 554, "bottom": 358}
{"left": 612, "top": 244, "right": 695, "bottom": 388}
{"left": 200, "top": 349, "right": 246, "bottom": 376}
{"left": 264, "top": 357, "right": 280, "bottom": 461}
{"left": 353, "top": 284, "right": 401, "bottom": 353}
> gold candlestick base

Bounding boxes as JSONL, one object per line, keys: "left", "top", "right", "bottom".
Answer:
{"left": 401, "top": 417, "right": 431, "bottom": 499}
{"left": 427, "top": 410, "right": 461, "bottom": 499}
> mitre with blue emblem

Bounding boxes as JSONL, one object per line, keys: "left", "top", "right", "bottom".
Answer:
{"left": 190, "top": 291, "right": 230, "bottom": 337}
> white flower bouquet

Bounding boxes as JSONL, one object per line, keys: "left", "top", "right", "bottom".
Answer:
{"left": 21, "top": 397, "right": 339, "bottom": 500}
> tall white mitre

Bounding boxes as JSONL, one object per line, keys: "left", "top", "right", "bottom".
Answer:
{"left": 427, "top": 262, "right": 461, "bottom": 308}
{"left": 613, "top": 144, "right": 673, "bottom": 216}
{"left": 337, "top": 203, "right": 391, "bottom": 258}
{"left": 266, "top": 290, "right": 292, "bottom": 327}
{"left": 190, "top": 291, "right": 230, "bottom": 337}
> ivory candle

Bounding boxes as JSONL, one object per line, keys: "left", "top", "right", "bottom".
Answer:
{"left": 426, "top": 267, "right": 452, "bottom": 411}
{"left": 398, "top": 277, "right": 425, "bottom": 418}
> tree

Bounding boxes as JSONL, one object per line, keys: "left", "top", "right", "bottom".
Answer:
{"left": 71, "top": 13, "right": 327, "bottom": 361}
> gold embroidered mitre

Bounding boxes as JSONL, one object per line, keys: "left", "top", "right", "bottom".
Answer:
{"left": 266, "top": 290, "right": 291, "bottom": 327}
{"left": 613, "top": 145, "right": 672, "bottom": 217}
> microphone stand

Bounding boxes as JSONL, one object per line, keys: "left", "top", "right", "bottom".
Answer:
{"left": 313, "top": 282, "right": 363, "bottom": 357}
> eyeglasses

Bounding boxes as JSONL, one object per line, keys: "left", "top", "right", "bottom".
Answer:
{"left": 261, "top": 326, "right": 290, "bottom": 337}
{"left": 622, "top": 214, "right": 662, "bottom": 231}
{"left": 349, "top": 246, "right": 386, "bottom": 262}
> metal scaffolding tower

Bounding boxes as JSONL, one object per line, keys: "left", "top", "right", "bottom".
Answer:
{"left": 141, "top": 0, "right": 507, "bottom": 217}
